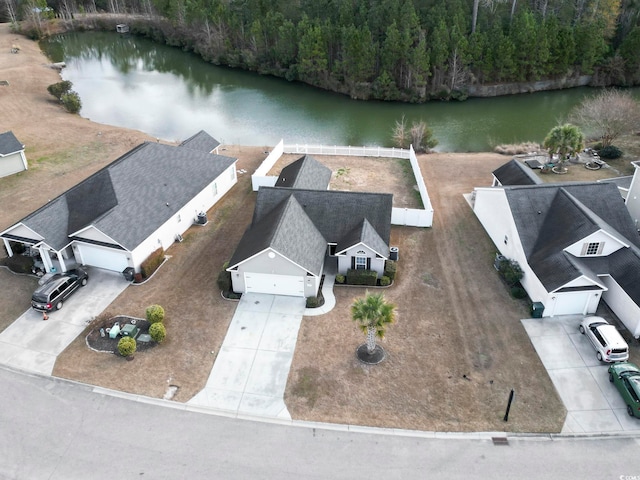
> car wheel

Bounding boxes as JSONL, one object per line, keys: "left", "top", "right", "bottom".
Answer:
{"left": 609, "top": 372, "right": 614, "bottom": 383}
{"left": 628, "top": 405, "right": 634, "bottom": 417}
{"left": 81, "top": 278, "right": 87, "bottom": 286}
{"left": 597, "top": 352, "right": 603, "bottom": 362}
{"left": 55, "top": 301, "right": 63, "bottom": 310}
{"left": 579, "top": 325, "right": 585, "bottom": 334}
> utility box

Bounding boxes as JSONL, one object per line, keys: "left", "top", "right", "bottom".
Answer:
{"left": 531, "top": 302, "right": 545, "bottom": 318}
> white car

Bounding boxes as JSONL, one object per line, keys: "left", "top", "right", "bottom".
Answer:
{"left": 579, "top": 316, "right": 629, "bottom": 363}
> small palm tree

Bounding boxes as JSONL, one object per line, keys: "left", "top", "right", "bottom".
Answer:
{"left": 543, "top": 123, "right": 584, "bottom": 171}
{"left": 351, "top": 291, "right": 396, "bottom": 363}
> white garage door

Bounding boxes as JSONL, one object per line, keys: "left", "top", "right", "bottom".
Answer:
{"left": 552, "top": 293, "right": 590, "bottom": 316}
{"left": 76, "top": 244, "right": 129, "bottom": 272}
{"left": 245, "top": 273, "right": 305, "bottom": 297}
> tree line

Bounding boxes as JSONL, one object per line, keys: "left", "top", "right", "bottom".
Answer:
{"left": 8, "top": 0, "right": 640, "bottom": 102}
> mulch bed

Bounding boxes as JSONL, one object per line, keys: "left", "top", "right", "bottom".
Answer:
{"left": 86, "top": 315, "right": 156, "bottom": 354}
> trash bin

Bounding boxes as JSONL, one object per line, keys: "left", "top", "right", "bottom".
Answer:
{"left": 122, "top": 267, "right": 135, "bottom": 282}
{"left": 531, "top": 302, "right": 544, "bottom": 318}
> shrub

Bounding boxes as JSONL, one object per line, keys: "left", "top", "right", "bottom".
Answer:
{"left": 598, "top": 145, "right": 622, "bottom": 159}
{"left": 140, "top": 247, "right": 164, "bottom": 278}
{"left": 384, "top": 260, "right": 397, "bottom": 281}
{"left": 61, "top": 91, "right": 82, "bottom": 113}
{"left": 346, "top": 269, "right": 378, "bottom": 286}
{"left": 335, "top": 274, "right": 345, "bottom": 284}
{"left": 0, "top": 254, "right": 33, "bottom": 274}
{"left": 149, "top": 322, "right": 166, "bottom": 343}
{"left": 117, "top": 337, "right": 136, "bottom": 357}
{"left": 217, "top": 261, "right": 232, "bottom": 292}
{"left": 47, "top": 80, "right": 73, "bottom": 100}
{"left": 510, "top": 286, "right": 528, "bottom": 299}
{"left": 145, "top": 304, "right": 165, "bottom": 324}
{"left": 306, "top": 296, "right": 319, "bottom": 308}
{"left": 497, "top": 259, "right": 523, "bottom": 287}
{"left": 379, "top": 276, "right": 391, "bottom": 286}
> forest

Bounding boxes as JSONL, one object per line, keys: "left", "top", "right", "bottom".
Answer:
{"left": 8, "top": 0, "right": 640, "bottom": 101}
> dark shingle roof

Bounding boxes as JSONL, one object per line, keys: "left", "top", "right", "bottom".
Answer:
{"left": 228, "top": 196, "right": 327, "bottom": 275}
{"left": 275, "top": 155, "right": 332, "bottom": 190}
{"left": 504, "top": 181, "right": 640, "bottom": 291}
{"left": 0, "top": 131, "right": 24, "bottom": 155}
{"left": 179, "top": 130, "right": 220, "bottom": 153}
{"left": 10, "top": 141, "right": 236, "bottom": 251}
{"left": 493, "top": 159, "right": 542, "bottom": 186}
{"left": 230, "top": 187, "right": 393, "bottom": 270}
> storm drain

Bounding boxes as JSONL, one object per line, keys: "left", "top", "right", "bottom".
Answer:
{"left": 491, "top": 437, "right": 509, "bottom": 446}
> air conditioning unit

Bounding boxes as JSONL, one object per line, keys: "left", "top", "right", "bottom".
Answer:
{"left": 175, "top": 233, "right": 184, "bottom": 243}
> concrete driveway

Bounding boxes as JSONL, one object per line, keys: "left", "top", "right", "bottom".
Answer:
{"left": 188, "top": 293, "right": 305, "bottom": 419}
{"left": 522, "top": 314, "right": 640, "bottom": 434}
{"left": 0, "top": 267, "right": 129, "bottom": 375}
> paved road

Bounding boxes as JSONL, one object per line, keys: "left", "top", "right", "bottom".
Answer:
{"left": 2, "top": 366, "right": 639, "bottom": 479}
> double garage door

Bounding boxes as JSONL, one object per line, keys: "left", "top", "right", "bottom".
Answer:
{"left": 75, "top": 244, "right": 129, "bottom": 272}
{"left": 244, "top": 273, "right": 305, "bottom": 297}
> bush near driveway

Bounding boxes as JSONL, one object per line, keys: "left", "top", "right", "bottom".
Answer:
{"left": 145, "top": 305, "right": 165, "bottom": 324}
{"left": 117, "top": 337, "right": 136, "bottom": 357}
{"left": 149, "top": 322, "right": 166, "bottom": 343}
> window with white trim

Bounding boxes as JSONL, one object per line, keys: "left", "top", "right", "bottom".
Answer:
{"left": 212, "top": 182, "right": 218, "bottom": 196}
{"left": 355, "top": 256, "right": 367, "bottom": 269}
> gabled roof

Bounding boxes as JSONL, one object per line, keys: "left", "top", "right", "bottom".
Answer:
{"left": 336, "top": 218, "right": 389, "bottom": 257}
{"left": 230, "top": 186, "right": 393, "bottom": 270}
{"left": 493, "top": 159, "right": 542, "bottom": 186}
{"left": 5, "top": 140, "right": 236, "bottom": 251}
{"left": 504, "top": 181, "right": 640, "bottom": 291}
{"left": 179, "top": 130, "right": 220, "bottom": 153}
{"left": 228, "top": 196, "right": 327, "bottom": 275}
{"left": 253, "top": 187, "right": 393, "bottom": 245}
{"left": 0, "top": 131, "right": 24, "bottom": 155}
{"left": 275, "top": 155, "right": 332, "bottom": 190}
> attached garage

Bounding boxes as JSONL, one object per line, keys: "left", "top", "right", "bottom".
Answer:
{"left": 75, "top": 243, "right": 129, "bottom": 272}
{"left": 245, "top": 273, "right": 305, "bottom": 297}
{"left": 548, "top": 289, "right": 601, "bottom": 316}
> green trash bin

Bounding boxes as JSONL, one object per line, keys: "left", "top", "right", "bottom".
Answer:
{"left": 531, "top": 302, "right": 544, "bottom": 318}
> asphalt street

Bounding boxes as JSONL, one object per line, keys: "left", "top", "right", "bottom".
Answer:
{"left": 2, "top": 366, "right": 640, "bottom": 479}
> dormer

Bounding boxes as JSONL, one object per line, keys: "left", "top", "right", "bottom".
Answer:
{"left": 564, "top": 229, "right": 628, "bottom": 257}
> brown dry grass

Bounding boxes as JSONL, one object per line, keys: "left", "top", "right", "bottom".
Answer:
{"left": 2, "top": 24, "right": 639, "bottom": 432}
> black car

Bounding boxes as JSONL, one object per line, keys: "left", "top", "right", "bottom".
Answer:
{"left": 31, "top": 267, "right": 89, "bottom": 312}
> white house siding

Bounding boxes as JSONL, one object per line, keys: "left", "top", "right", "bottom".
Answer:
{"left": 72, "top": 226, "right": 120, "bottom": 244}
{"left": 473, "top": 187, "right": 554, "bottom": 314}
{"left": 0, "top": 152, "right": 27, "bottom": 178}
{"left": 564, "top": 230, "right": 627, "bottom": 257}
{"left": 230, "top": 249, "right": 319, "bottom": 297}
{"left": 129, "top": 162, "right": 237, "bottom": 272}
{"left": 625, "top": 167, "right": 640, "bottom": 230}
{"left": 600, "top": 275, "right": 640, "bottom": 338}
{"left": 337, "top": 244, "right": 385, "bottom": 276}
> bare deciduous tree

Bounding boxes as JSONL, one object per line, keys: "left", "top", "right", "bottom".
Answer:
{"left": 570, "top": 89, "right": 640, "bottom": 147}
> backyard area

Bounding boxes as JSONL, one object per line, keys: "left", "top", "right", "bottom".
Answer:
{"left": 2, "top": 22, "right": 640, "bottom": 433}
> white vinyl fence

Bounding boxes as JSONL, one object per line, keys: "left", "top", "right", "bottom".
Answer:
{"left": 251, "top": 142, "right": 433, "bottom": 227}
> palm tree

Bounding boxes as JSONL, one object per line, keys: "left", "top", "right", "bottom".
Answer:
{"left": 351, "top": 291, "right": 396, "bottom": 364}
{"left": 543, "top": 123, "right": 585, "bottom": 171}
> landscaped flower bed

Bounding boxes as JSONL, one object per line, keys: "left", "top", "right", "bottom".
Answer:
{"left": 86, "top": 315, "right": 156, "bottom": 354}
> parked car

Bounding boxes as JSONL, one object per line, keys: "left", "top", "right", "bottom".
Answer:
{"left": 578, "top": 316, "right": 629, "bottom": 363}
{"left": 608, "top": 362, "right": 640, "bottom": 418}
{"left": 31, "top": 267, "right": 89, "bottom": 312}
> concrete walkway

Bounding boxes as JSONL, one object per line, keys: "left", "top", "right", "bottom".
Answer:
{"left": 189, "top": 293, "right": 306, "bottom": 419}
{"left": 0, "top": 268, "right": 129, "bottom": 375}
{"left": 522, "top": 314, "right": 640, "bottom": 434}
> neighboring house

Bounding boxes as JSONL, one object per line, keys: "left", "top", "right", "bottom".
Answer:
{"left": 473, "top": 180, "right": 640, "bottom": 338}
{"left": 622, "top": 161, "right": 640, "bottom": 229}
{"left": 0, "top": 131, "right": 27, "bottom": 178}
{"left": 1, "top": 136, "right": 237, "bottom": 275}
{"left": 179, "top": 130, "right": 221, "bottom": 155}
{"left": 491, "top": 159, "right": 542, "bottom": 187}
{"left": 227, "top": 155, "right": 393, "bottom": 297}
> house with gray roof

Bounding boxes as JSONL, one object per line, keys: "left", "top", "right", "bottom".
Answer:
{"left": 1, "top": 134, "right": 237, "bottom": 275}
{"left": 227, "top": 157, "right": 393, "bottom": 297}
{"left": 492, "top": 159, "right": 543, "bottom": 186}
{"left": 0, "top": 131, "right": 27, "bottom": 178}
{"left": 473, "top": 181, "right": 640, "bottom": 337}
{"left": 179, "top": 130, "right": 221, "bottom": 154}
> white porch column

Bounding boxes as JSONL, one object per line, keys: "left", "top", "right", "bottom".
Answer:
{"left": 39, "top": 247, "right": 53, "bottom": 273}
{"left": 2, "top": 238, "right": 13, "bottom": 257}
{"left": 57, "top": 253, "right": 67, "bottom": 273}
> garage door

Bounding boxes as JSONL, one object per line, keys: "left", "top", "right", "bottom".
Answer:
{"left": 75, "top": 244, "right": 129, "bottom": 272}
{"left": 244, "top": 273, "right": 305, "bottom": 297}
{"left": 551, "top": 293, "right": 590, "bottom": 316}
